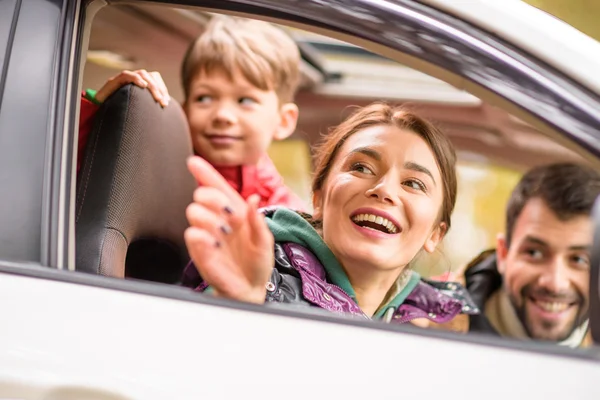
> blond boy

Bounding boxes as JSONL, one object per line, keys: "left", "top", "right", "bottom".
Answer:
{"left": 79, "top": 16, "right": 306, "bottom": 209}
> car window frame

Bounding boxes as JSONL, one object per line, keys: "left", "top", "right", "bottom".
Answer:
{"left": 0, "top": 0, "right": 72, "bottom": 265}
{"left": 0, "top": 0, "right": 20, "bottom": 108}
{"left": 31, "top": 0, "right": 600, "bottom": 356}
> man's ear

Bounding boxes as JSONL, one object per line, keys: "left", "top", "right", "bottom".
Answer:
{"left": 423, "top": 222, "right": 447, "bottom": 253}
{"left": 273, "top": 103, "right": 299, "bottom": 141}
{"left": 496, "top": 233, "right": 508, "bottom": 275}
{"left": 312, "top": 190, "right": 323, "bottom": 221}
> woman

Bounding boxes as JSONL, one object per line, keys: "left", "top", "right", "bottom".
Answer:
{"left": 182, "top": 103, "right": 476, "bottom": 324}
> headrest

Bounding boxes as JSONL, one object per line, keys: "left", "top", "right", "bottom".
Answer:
{"left": 75, "top": 84, "right": 196, "bottom": 282}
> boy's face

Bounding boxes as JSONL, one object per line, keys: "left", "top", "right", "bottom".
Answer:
{"left": 184, "top": 68, "right": 298, "bottom": 167}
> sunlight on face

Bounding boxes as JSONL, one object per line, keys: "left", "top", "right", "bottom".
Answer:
{"left": 313, "top": 125, "right": 446, "bottom": 276}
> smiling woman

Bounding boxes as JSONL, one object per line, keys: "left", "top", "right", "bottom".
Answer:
{"left": 181, "top": 103, "right": 476, "bottom": 324}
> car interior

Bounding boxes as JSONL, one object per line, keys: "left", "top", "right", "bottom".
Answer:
{"left": 72, "top": 2, "right": 598, "bottom": 347}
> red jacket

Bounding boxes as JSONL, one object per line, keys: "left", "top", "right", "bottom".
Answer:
{"left": 78, "top": 95, "right": 306, "bottom": 211}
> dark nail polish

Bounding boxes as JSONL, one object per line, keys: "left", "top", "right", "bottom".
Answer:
{"left": 224, "top": 206, "right": 234, "bottom": 215}
{"left": 220, "top": 225, "right": 232, "bottom": 235}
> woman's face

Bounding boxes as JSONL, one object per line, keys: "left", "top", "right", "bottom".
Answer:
{"left": 313, "top": 125, "right": 446, "bottom": 273}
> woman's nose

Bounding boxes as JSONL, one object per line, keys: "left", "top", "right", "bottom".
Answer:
{"left": 365, "top": 179, "right": 400, "bottom": 205}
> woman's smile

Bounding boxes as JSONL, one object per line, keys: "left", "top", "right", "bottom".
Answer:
{"left": 350, "top": 207, "right": 402, "bottom": 237}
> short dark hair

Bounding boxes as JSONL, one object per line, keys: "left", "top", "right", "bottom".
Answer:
{"left": 505, "top": 162, "right": 600, "bottom": 247}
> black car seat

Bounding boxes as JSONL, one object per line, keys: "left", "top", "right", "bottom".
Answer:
{"left": 75, "top": 84, "right": 197, "bottom": 283}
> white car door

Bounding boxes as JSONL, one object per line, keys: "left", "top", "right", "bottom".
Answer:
{"left": 0, "top": 264, "right": 598, "bottom": 400}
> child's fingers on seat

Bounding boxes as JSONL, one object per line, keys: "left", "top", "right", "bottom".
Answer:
{"left": 135, "top": 69, "right": 165, "bottom": 105}
{"left": 149, "top": 71, "right": 170, "bottom": 106}
{"left": 95, "top": 70, "right": 147, "bottom": 103}
{"left": 119, "top": 70, "right": 148, "bottom": 88}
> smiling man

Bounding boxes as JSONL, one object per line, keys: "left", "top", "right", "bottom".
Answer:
{"left": 464, "top": 163, "right": 600, "bottom": 347}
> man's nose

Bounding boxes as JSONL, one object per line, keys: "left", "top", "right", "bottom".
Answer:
{"left": 538, "top": 258, "right": 571, "bottom": 293}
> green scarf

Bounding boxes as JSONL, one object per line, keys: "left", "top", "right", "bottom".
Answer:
{"left": 266, "top": 208, "right": 420, "bottom": 318}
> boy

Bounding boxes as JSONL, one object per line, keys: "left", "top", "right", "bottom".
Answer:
{"left": 78, "top": 15, "right": 306, "bottom": 210}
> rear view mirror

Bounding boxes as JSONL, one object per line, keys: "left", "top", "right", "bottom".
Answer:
{"left": 589, "top": 196, "right": 600, "bottom": 343}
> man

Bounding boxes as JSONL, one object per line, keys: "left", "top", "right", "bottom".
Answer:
{"left": 464, "top": 163, "right": 600, "bottom": 347}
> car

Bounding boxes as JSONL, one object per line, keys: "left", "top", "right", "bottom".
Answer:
{"left": 0, "top": 0, "right": 599, "bottom": 398}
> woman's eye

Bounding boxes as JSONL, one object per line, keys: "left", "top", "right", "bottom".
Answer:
{"left": 351, "top": 163, "right": 374, "bottom": 175}
{"left": 403, "top": 179, "right": 426, "bottom": 192}
{"left": 239, "top": 97, "right": 257, "bottom": 105}
{"left": 195, "top": 95, "right": 212, "bottom": 104}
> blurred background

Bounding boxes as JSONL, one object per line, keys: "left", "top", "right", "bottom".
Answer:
{"left": 82, "top": 0, "right": 599, "bottom": 276}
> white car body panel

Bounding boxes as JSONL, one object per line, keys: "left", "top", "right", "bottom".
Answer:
{"left": 0, "top": 272, "right": 598, "bottom": 399}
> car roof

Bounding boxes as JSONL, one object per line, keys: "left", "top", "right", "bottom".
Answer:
{"left": 420, "top": 0, "right": 600, "bottom": 95}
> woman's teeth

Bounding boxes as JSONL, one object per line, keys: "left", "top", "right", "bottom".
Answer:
{"left": 352, "top": 213, "right": 399, "bottom": 234}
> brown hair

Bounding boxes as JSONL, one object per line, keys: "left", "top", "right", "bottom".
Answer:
{"left": 505, "top": 162, "right": 600, "bottom": 247}
{"left": 181, "top": 15, "right": 300, "bottom": 103}
{"left": 311, "top": 103, "right": 457, "bottom": 232}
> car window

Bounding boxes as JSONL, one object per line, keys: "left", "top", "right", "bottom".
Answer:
{"left": 57, "top": 0, "right": 600, "bottom": 359}
{"left": 74, "top": 2, "right": 598, "bottom": 348}
{"left": 86, "top": 4, "right": 592, "bottom": 275}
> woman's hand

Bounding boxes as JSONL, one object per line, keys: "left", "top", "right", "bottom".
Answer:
{"left": 94, "top": 69, "right": 169, "bottom": 107}
{"left": 184, "top": 156, "right": 275, "bottom": 304}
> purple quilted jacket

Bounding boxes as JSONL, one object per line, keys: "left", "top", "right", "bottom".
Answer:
{"left": 182, "top": 241, "right": 477, "bottom": 324}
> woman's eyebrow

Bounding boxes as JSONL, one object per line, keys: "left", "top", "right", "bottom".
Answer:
{"left": 405, "top": 161, "right": 436, "bottom": 186}
{"left": 348, "top": 147, "right": 381, "bottom": 161}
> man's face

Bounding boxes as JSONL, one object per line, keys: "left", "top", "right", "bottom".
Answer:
{"left": 496, "top": 198, "right": 591, "bottom": 342}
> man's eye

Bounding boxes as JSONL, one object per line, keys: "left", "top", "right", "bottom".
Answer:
{"left": 524, "top": 248, "right": 543, "bottom": 259}
{"left": 351, "top": 163, "right": 374, "bottom": 175}
{"left": 571, "top": 254, "right": 590, "bottom": 269}
{"left": 403, "top": 179, "right": 426, "bottom": 192}
{"left": 239, "top": 97, "right": 257, "bottom": 105}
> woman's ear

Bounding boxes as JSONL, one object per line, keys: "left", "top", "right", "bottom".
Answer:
{"left": 273, "top": 103, "right": 299, "bottom": 141}
{"left": 423, "top": 222, "right": 447, "bottom": 253}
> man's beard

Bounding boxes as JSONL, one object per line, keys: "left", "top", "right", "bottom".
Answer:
{"left": 510, "top": 284, "right": 586, "bottom": 342}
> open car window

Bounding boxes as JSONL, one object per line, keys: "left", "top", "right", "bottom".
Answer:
{"left": 67, "top": 0, "right": 600, "bottom": 350}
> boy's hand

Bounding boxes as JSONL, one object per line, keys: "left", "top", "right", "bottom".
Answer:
{"left": 94, "top": 69, "right": 169, "bottom": 107}
{"left": 184, "top": 156, "right": 275, "bottom": 304}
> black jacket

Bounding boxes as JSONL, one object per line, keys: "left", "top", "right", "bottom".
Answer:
{"left": 463, "top": 249, "right": 502, "bottom": 335}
